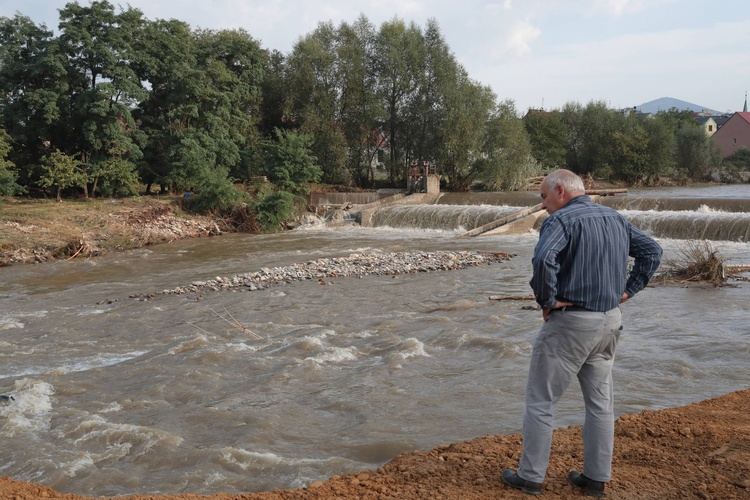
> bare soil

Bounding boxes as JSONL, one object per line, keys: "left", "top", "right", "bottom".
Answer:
{"left": 0, "top": 197, "right": 221, "bottom": 266}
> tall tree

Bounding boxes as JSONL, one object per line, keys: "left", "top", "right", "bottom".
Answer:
{"left": 57, "top": 1, "right": 147, "bottom": 196}
{"left": 134, "top": 23, "right": 264, "bottom": 198}
{"left": 640, "top": 115, "right": 676, "bottom": 183}
{"left": 373, "top": 18, "right": 423, "bottom": 183}
{"left": 285, "top": 21, "right": 349, "bottom": 184}
{"left": 436, "top": 71, "right": 494, "bottom": 190}
{"left": 337, "top": 16, "right": 381, "bottom": 186}
{"left": 523, "top": 109, "right": 568, "bottom": 170}
{"left": 675, "top": 124, "right": 721, "bottom": 181}
{"left": 132, "top": 17, "right": 196, "bottom": 193}
{"left": 0, "top": 15, "right": 68, "bottom": 185}
{"left": 0, "top": 128, "right": 22, "bottom": 197}
{"left": 475, "top": 99, "right": 538, "bottom": 191}
{"left": 571, "top": 101, "right": 625, "bottom": 176}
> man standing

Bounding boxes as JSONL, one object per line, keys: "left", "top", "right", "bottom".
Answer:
{"left": 502, "top": 170, "right": 662, "bottom": 497}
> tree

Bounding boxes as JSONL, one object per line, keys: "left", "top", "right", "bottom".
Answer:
{"left": 523, "top": 109, "right": 568, "bottom": 170}
{"left": 721, "top": 147, "right": 750, "bottom": 183}
{"left": 675, "top": 124, "right": 721, "bottom": 181}
{"left": 262, "top": 128, "right": 322, "bottom": 195}
{"left": 475, "top": 99, "right": 539, "bottom": 191}
{"left": 405, "top": 18, "right": 453, "bottom": 168}
{"left": 373, "top": 18, "right": 423, "bottom": 183}
{"left": 57, "top": 1, "right": 147, "bottom": 193}
{"left": 285, "top": 21, "right": 349, "bottom": 185}
{"left": 437, "top": 72, "right": 494, "bottom": 190}
{"left": 131, "top": 17, "right": 196, "bottom": 194}
{"left": 640, "top": 116, "right": 676, "bottom": 183}
{"left": 90, "top": 151, "right": 139, "bottom": 197}
{"left": 0, "top": 129, "right": 22, "bottom": 197}
{"left": 567, "top": 101, "right": 625, "bottom": 177}
{"left": 0, "top": 14, "right": 68, "bottom": 184}
{"left": 610, "top": 119, "right": 651, "bottom": 184}
{"left": 337, "top": 16, "right": 381, "bottom": 186}
{"left": 38, "top": 149, "right": 86, "bottom": 201}
{"left": 134, "top": 23, "right": 265, "bottom": 198}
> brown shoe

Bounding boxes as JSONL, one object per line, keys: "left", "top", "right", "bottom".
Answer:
{"left": 567, "top": 470, "right": 606, "bottom": 497}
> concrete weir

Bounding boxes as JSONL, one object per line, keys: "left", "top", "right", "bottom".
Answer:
{"left": 457, "top": 203, "right": 546, "bottom": 237}
{"left": 310, "top": 190, "right": 617, "bottom": 235}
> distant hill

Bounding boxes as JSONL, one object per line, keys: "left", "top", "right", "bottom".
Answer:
{"left": 636, "top": 97, "right": 720, "bottom": 115}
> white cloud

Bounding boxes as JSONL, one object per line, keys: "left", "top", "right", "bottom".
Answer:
{"left": 495, "top": 20, "right": 542, "bottom": 58}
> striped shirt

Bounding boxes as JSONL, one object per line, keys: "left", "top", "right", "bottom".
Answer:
{"left": 530, "top": 195, "right": 662, "bottom": 312}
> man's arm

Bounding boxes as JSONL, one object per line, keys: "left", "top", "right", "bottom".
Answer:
{"left": 529, "top": 218, "right": 568, "bottom": 310}
{"left": 624, "top": 226, "right": 663, "bottom": 298}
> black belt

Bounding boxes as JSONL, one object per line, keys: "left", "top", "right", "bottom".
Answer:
{"left": 560, "top": 305, "right": 593, "bottom": 312}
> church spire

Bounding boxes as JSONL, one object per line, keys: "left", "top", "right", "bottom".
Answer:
{"left": 745, "top": 91, "right": 748, "bottom": 112}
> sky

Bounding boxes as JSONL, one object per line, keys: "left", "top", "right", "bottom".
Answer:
{"left": 2, "top": 0, "right": 749, "bottom": 115}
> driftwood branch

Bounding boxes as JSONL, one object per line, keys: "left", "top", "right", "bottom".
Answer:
{"left": 489, "top": 295, "right": 535, "bottom": 301}
{"left": 211, "top": 307, "right": 263, "bottom": 339}
{"left": 186, "top": 309, "right": 263, "bottom": 340}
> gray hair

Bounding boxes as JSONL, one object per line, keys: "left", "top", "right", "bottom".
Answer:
{"left": 542, "top": 170, "right": 585, "bottom": 193}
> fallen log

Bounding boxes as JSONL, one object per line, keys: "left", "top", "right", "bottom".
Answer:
{"left": 585, "top": 188, "right": 628, "bottom": 196}
{"left": 489, "top": 295, "right": 535, "bottom": 301}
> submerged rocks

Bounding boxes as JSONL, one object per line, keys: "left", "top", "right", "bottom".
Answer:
{"left": 131, "top": 250, "right": 514, "bottom": 300}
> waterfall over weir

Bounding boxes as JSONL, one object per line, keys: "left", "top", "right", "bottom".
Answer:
{"left": 369, "top": 204, "right": 525, "bottom": 231}
{"left": 623, "top": 209, "right": 750, "bottom": 242}
{"left": 362, "top": 195, "right": 750, "bottom": 242}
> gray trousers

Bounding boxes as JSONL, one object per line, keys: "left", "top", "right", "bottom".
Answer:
{"left": 518, "top": 307, "right": 622, "bottom": 484}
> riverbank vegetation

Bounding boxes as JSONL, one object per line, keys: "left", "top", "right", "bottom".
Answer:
{"left": 1, "top": 2, "right": 749, "bottom": 228}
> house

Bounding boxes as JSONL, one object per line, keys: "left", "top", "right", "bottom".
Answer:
{"left": 714, "top": 115, "right": 731, "bottom": 129}
{"left": 694, "top": 114, "right": 731, "bottom": 137}
{"left": 711, "top": 112, "right": 750, "bottom": 158}
{"left": 621, "top": 106, "right": 653, "bottom": 119}
{"left": 695, "top": 116, "right": 719, "bottom": 136}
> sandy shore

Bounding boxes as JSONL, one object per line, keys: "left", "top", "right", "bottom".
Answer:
{"left": 2, "top": 388, "right": 748, "bottom": 499}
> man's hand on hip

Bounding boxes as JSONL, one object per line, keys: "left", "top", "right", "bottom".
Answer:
{"left": 543, "top": 300, "right": 573, "bottom": 321}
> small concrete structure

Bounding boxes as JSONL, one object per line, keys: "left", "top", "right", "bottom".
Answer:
{"left": 407, "top": 161, "right": 440, "bottom": 194}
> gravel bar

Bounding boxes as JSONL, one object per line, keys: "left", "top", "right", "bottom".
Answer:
{"left": 131, "top": 250, "right": 514, "bottom": 300}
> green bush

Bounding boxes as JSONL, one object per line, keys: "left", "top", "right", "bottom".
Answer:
{"left": 251, "top": 188, "right": 300, "bottom": 232}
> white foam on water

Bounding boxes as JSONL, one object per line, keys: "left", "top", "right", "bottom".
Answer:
{"left": 0, "top": 310, "right": 49, "bottom": 330}
{"left": 62, "top": 455, "right": 96, "bottom": 478}
{"left": 99, "top": 402, "right": 123, "bottom": 413}
{"left": 75, "top": 308, "right": 107, "bottom": 316}
{"left": 0, "top": 379, "right": 54, "bottom": 437}
{"left": 227, "top": 342, "right": 260, "bottom": 352}
{"left": 167, "top": 335, "right": 208, "bottom": 355}
{"left": 0, "top": 351, "right": 150, "bottom": 379}
{"left": 696, "top": 204, "right": 725, "bottom": 214}
{"left": 220, "top": 447, "right": 286, "bottom": 470}
{"left": 66, "top": 414, "right": 183, "bottom": 457}
{"left": 305, "top": 346, "right": 360, "bottom": 364}
{"left": 397, "top": 338, "right": 429, "bottom": 359}
{"left": 218, "top": 446, "right": 338, "bottom": 471}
